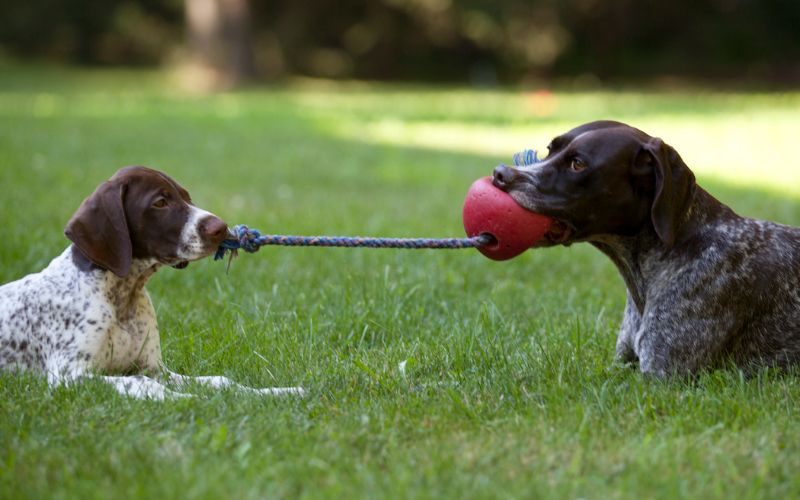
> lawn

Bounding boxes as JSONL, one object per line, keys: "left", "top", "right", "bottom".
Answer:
{"left": 1, "top": 65, "right": 799, "bottom": 499}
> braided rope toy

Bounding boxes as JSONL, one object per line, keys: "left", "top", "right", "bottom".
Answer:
{"left": 215, "top": 149, "right": 541, "bottom": 263}
{"left": 214, "top": 229, "right": 495, "bottom": 261}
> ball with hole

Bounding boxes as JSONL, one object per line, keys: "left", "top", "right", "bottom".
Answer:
{"left": 462, "top": 176, "right": 552, "bottom": 261}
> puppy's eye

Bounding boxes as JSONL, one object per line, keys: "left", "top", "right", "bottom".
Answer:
{"left": 152, "top": 198, "right": 168, "bottom": 208}
{"left": 569, "top": 157, "right": 587, "bottom": 173}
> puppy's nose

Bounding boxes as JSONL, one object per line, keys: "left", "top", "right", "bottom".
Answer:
{"left": 200, "top": 216, "right": 228, "bottom": 243}
{"left": 493, "top": 164, "right": 518, "bottom": 191}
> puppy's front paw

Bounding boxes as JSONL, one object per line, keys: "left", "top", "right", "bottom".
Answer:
{"left": 257, "top": 386, "right": 305, "bottom": 397}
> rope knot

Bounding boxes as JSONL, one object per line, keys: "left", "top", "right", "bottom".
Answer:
{"left": 214, "top": 224, "right": 262, "bottom": 261}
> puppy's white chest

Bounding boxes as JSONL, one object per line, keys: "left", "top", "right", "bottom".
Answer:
{"left": 87, "top": 293, "right": 160, "bottom": 372}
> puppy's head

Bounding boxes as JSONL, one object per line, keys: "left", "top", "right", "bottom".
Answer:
{"left": 492, "top": 121, "right": 696, "bottom": 247}
{"left": 65, "top": 166, "right": 228, "bottom": 277}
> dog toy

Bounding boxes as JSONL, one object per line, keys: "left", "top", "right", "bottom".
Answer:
{"left": 216, "top": 149, "right": 548, "bottom": 264}
{"left": 462, "top": 177, "right": 552, "bottom": 260}
{"left": 461, "top": 150, "right": 552, "bottom": 260}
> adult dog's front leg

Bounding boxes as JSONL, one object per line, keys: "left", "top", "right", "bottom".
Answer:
{"left": 635, "top": 305, "right": 736, "bottom": 377}
{"left": 164, "top": 371, "right": 305, "bottom": 396}
{"left": 614, "top": 291, "right": 640, "bottom": 365}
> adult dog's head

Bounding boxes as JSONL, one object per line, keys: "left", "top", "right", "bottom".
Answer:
{"left": 492, "top": 121, "right": 696, "bottom": 247}
{"left": 65, "top": 166, "right": 228, "bottom": 277}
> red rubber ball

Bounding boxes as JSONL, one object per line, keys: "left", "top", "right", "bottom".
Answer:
{"left": 462, "top": 177, "right": 553, "bottom": 261}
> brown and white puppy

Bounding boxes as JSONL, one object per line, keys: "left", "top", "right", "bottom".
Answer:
{"left": 493, "top": 121, "right": 800, "bottom": 375}
{"left": 0, "top": 166, "right": 303, "bottom": 399}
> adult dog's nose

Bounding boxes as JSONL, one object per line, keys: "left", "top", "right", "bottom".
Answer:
{"left": 493, "top": 165, "right": 518, "bottom": 190}
{"left": 200, "top": 216, "right": 228, "bottom": 244}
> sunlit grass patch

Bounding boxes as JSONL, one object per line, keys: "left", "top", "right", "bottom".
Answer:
{"left": 318, "top": 89, "right": 800, "bottom": 196}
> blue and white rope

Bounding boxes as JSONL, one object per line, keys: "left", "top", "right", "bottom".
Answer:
{"left": 214, "top": 149, "right": 540, "bottom": 262}
{"left": 214, "top": 226, "right": 496, "bottom": 260}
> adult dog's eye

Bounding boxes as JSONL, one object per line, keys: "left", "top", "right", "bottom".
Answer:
{"left": 152, "top": 198, "right": 168, "bottom": 208}
{"left": 569, "top": 157, "right": 587, "bottom": 173}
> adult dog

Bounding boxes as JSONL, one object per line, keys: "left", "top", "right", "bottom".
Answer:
{"left": 492, "top": 121, "right": 800, "bottom": 375}
{"left": 0, "top": 166, "right": 303, "bottom": 399}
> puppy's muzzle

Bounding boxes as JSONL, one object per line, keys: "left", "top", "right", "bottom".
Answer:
{"left": 200, "top": 216, "right": 228, "bottom": 246}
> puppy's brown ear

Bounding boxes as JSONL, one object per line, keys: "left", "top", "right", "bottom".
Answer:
{"left": 65, "top": 180, "right": 132, "bottom": 277}
{"left": 643, "top": 138, "right": 696, "bottom": 247}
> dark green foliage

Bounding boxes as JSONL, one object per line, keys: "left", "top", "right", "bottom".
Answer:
{"left": 1, "top": 0, "right": 799, "bottom": 82}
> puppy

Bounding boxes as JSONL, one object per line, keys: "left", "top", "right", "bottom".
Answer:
{"left": 493, "top": 121, "right": 800, "bottom": 375}
{"left": 0, "top": 166, "right": 303, "bottom": 398}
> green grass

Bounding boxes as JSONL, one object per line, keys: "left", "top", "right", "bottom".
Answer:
{"left": 1, "top": 65, "right": 800, "bottom": 499}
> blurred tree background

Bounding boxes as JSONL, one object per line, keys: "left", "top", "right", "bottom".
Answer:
{"left": 1, "top": 0, "right": 799, "bottom": 87}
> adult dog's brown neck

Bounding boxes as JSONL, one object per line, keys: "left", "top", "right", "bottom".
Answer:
{"left": 589, "top": 187, "right": 737, "bottom": 313}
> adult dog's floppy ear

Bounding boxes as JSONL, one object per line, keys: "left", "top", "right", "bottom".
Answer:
{"left": 641, "top": 137, "right": 696, "bottom": 247}
{"left": 65, "top": 180, "right": 132, "bottom": 277}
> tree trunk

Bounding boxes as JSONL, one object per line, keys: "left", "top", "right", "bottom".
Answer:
{"left": 184, "top": 0, "right": 256, "bottom": 90}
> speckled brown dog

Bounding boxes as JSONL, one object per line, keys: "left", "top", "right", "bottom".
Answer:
{"left": 0, "top": 166, "right": 304, "bottom": 398}
{"left": 493, "top": 121, "right": 800, "bottom": 375}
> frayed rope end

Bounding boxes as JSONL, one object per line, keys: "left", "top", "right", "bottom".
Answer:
{"left": 511, "top": 148, "right": 540, "bottom": 167}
